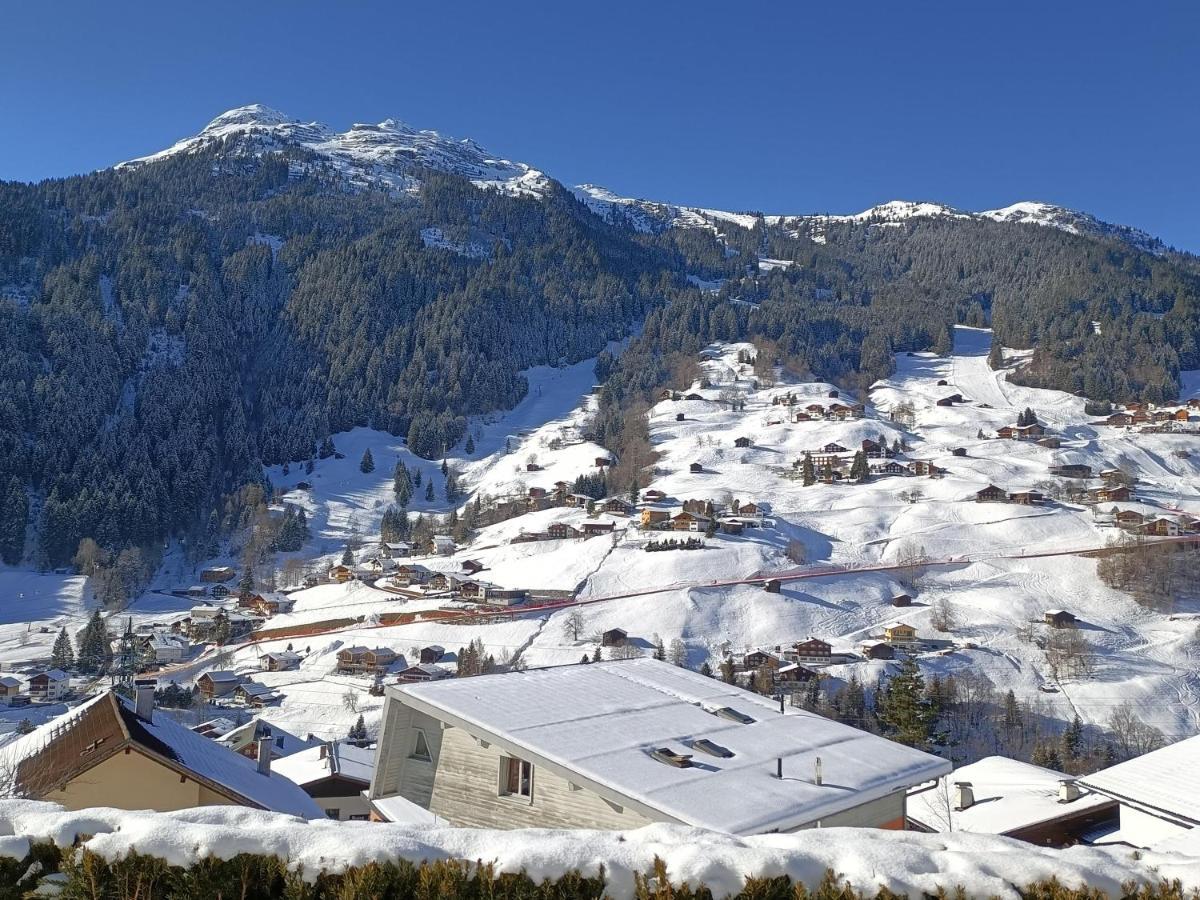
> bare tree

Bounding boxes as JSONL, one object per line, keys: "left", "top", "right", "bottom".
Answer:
{"left": 894, "top": 539, "right": 927, "bottom": 589}
{"left": 930, "top": 596, "right": 956, "bottom": 632}
{"left": 562, "top": 608, "right": 588, "bottom": 643}
{"left": 668, "top": 638, "right": 688, "bottom": 667}
{"left": 609, "top": 644, "right": 643, "bottom": 660}
{"left": 342, "top": 689, "right": 359, "bottom": 713}
{"left": 786, "top": 539, "right": 807, "bottom": 565}
{"left": 1108, "top": 702, "right": 1166, "bottom": 761}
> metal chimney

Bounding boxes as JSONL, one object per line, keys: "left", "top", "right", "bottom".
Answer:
{"left": 134, "top": 678, "right": 156, "bottom": 722}
{"left": 954, "top": 781, "right": 975, "bottom": 810}
{"left": 256, "top": 737, "right": 272, "bottom": 775}
{"left": 815, "top": 756, "right": 823, "bottom": 786}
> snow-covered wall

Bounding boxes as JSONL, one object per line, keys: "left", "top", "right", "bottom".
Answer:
{"left": 0, "top": 801, "right": 1198, "bottom": 898}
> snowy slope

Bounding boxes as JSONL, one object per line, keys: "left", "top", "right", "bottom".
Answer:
{"left": 119, "top": 104, "right": 551, "bottom": 197}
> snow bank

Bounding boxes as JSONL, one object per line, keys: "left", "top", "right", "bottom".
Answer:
{"left": 0, "top": 800, "right": 1197, "bottom": 898}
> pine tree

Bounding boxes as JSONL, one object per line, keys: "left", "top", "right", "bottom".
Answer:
{"left": 580, "top": 654, "right": 590, "bottom": 664}
{"left": 348, "top": 714, "right": 368, "bottom": 746}
{"left": 413, "top": 469, "right": 423, "bottom": 488}
{"left": 0, "top": 477, "right": 27, "bottom": 565}
{"left": 424, "top": 481, "right": 435, "bottom": 502}
{"left": 1062, "top": 713, "right": 1084, "bottom": 762}
{"left": 341, "top": 546, "right": 354, "bottom": 565}
{"left": 699, "top": 661, "right": 713, "bottom": 677}
{"left": 591, "top": 646, "right": 602, "bottom": 663}
{"left": 878, "top": 657, "right": 933, "bottom": 748}
{"left": 653, "top": 634, "right": 665, "bottom": 661}
{"left": 51, "top": 627, "right": 75, "bottom": 670}
{"left": 464, "top": 435, "right": 475, "bottom": 454}
{"left": 75, "top": 610, "right": 108, "bottom": 675}
{"left": 238, "top": 567, "right": 254, "bottom": 597}
{"left": 850, "top": 450, "right": 870, "bottom": 483}
{"left": 719, "top": 657, "right": 736, "bottom": 684}
{"left": 987, "top": 339, "right": 1003, "bottom": 370}
{"left": 440, "top": 458, "right": 448, "bottom": 477}
{"left": 359, "top": 449, "right": 375, "bottom": 474}
{"left": 801, "top": 453, "right": 815, "bottom": 486}
{"left": 393, "top": 460, "right": 413, "bottom": 505}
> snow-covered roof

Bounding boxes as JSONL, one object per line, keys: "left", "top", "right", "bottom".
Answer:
{"left": 217, "top": 717, "right": 317, "bottom": 759}
{"left": 369, "top": 794, "right": 447, "bottom": 825}
{"left": 907, "top": 756, "right": 1113, "bottom": 836}
{"left": 391, "top": 658, "right": 950, "bottom": 834}
{"left": 1081, "top": 734, "right": 1200, "bottom": 827}
{"left": 0, "top": 693, "right": 322, "bottom": 818}
{"left": 35, "top": 669, "right": 69, "bottom": 682}
{"left": 272, "top": 741, "right": 375, "bottom": 788}
{"left": 0, "top": 676, "right": 21, "bottom": 688}
{"left": 200, "top": 670, "right": 239, "bottom": 683}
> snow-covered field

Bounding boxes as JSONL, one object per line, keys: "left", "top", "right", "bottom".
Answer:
{"left": 3, "top": 327, "right": 1199, "bottom": 744}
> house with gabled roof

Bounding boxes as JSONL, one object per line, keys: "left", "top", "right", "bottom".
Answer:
{"left": 29, "top": 669, "right": 70, "bottom": 702}
{"left": 273, "top": 740, "right": 376, "bottom": 821}
{"left": 368, "top": 658, "right": 949, "bottom": 834}
{"left": 0, "top": 683, "right": 322, "bottom": 817}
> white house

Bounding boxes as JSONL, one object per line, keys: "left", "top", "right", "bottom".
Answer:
{"left": 1080, "top": 734, "right": 1200, "bottom": 848}
{"left": 29, "top": 669, "right": 70, "bottom": 702}
{"left": 148, "top": 633, "right": 189, "bottom": 664}
{"left": 369, "top": 658, "right": 949, "bottom": 834}
{"left": 0, "top": 676, "right": 23, "bottom": 705}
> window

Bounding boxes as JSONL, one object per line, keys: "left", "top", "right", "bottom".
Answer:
{"left": 501, "top": 756, "right": 533, "bottom": 799}
{"left": 410, "top": 729, "right": 431, "bottom": 762}
{"left": 324, "top": 808, "right": 340, "bottom": 819}
{"left": 348, "top": 813, "right": 369, "bottom": 821}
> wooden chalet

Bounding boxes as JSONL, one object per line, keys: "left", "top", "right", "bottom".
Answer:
{"left": 775, "top": 662, "right": 817, "bottom": 684}
{"left": 594, "top": 456, "right": 612, "bottom": 469}
{"left": 461, "top": 559, "right": 485, "bottom": 575}
{"left": 689, "top": 462, "right": 704, "bottom": 473}
{"left": 197, "top": 670, "right": 240, "bottom": 701}
{"left": 1045, "top": 610, "right": 1076, "bottom": 629}
{"left": 601, "top": 628, "right": 628, "bottom": 648}
{"left": 742, "top": 650, "right": 781, "bottom": 671}
{"left": 200, "top": 566, "right": 237, "bottom": 583}
{"left": 643, "top": 489, "right": 668, "bottom": 503}
{"left": 582, "top": 520, "right": 616, "bottom": 536}
{"left": 884, "top": 623, "right": 919, "bottom": 646}
{"left": 1106, "top": 412, "right": 1133, "bottom": 427}
{"left": 1090, "top": 485, "right": 1132, "bottom": 503}
{"left": 338, "top": 647, "right": 398, "bottom": 675}
{"left": 601, "top": 497, "right": 634, "bottom": 516}
{"left": 395, "top": 664, "right": 451, "bottom": 683}
{"left": 1008, "top": 490, "right": 1044, "bottom": 506}
{"left": 1050, "top": 464, "right": 1093, "bottom": 479}
{"left": 861, "top": 641, "right": 895, "bottom": 661}
{"left": 259, "top": 651, "right": 301, "bottom": 672}
{"left": 734, "top": 436, "right": 752, "bottom": 448}
{"left": 547, "top": 522, "right": 582, "bottom": 539}
{"left": 418, "top": 645, "right": 446, "bottom": 664}
{"left": 671, "top": 512, "right": 709, "bottom": 532}
{"left": 564, "top": 493, "right": 593, "bottom": 508}
{"left": 640, "top": 509, "right": 671, "bottom": 529}
{"left": 328, "top": 564, "right": 355, "bottom": 583}
{"left": 29, "top": 669, "right": 70, "bottom": 702}
{"left": 891, "top": 594, "right": 913, "bottom": 607}
{"left": 790, "top": 638, "right": 832, "bottom": 663}
{"left": 394, "top": 564, "right": 432, "bottom": 586}
{"left": 975, "top": 484, "right": 1008, "bottom": 503}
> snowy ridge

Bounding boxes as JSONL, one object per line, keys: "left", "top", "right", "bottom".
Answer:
{"left": 577, "top": 185, "right": 1169, "bottom": 253}
{"left": 0, "top": 800, "right": 1196, "bottom": 897}
{"left": 119, "top": 104, "right": 551, "bottom": 197}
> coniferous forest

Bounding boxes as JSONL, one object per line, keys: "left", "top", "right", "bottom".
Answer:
{"left": 1, "top": 139, "right": 1198, "bottom": 573}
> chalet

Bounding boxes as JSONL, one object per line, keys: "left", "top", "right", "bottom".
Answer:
{"left": 0, "top": 686, "right": 322, "bottom": 817}
{"left": 259, "top": 651, "right": 301, "bottom": 672}
{"left": 792, "top": 411, "right": 813, "bottom": 422}
{"left": 871, "top": 461, "right": 907, "bottom": 476}
{"left": 722, "top": 520, "right": 745, "bottom": 535}
{"left": 200, "top": 566, "right": 237, "bottom": 583}
{"left": 1113, "top": 509, "right": 1146, "bottom": 527}
{"left": 860, "top": 641, "right": 895, "bottom": 661}
{"left": 790, "top": 638, "right": 832, "bottom": 663}
{"left": 742, "top": 650, "right": 781, "bottom": 671}
{"left": 479, "top": 588, "right": 529, "bottom": 607}
{"left": 1138, "top": 517, "right": 1183, "bottom": 537}
{"left": 328, "top": 564, "right": 355, "bottom": 583}
{"left": 821, "top": 442, "right": 848, "bottom": 453}
{"left": 1008, "top": 490, "right": 1044, "bottom": 506}
{"left": 527, "top": 486, "right": 548, "bottom": 500}
{"left": 210, "top": 583, "right": 230, "bottom": 598}
{"left": 1016, "top": 423, "right": 1046, "bottom": 439}
{"left": 640, "top": 509, "right": 671, "bottom": 529}
{"left": 602, "top": 497, "right": 634, "bottom": 516}
{"left": 761, "top": 576, "right": 780, "bottom": 592}
{"left": 688, "top": 462, "right": 704, "bottom": 473}
{"left": 1037, "top": 436, "right": 1062, "bottom": 449}
{"left": 805, "top": 404, "right": 825, "bottom": 416}
{"left": 147, "top": 633, "right": 189, "bottom": 664}
{"left": 419, "top": 645, "right": 446, "bottom": 664}
{"left": 936, "top": 396, "right": 958, "bottom": 407}
{"left": 426, "top": 572, "right": 454, "bottom": 592}
{"left": 526, "top": 462, "right": 543, "bottom": 472}
{"left": 235, "top": 681, "right": 281, "bottom": 708}
{"left": 1050, "top": 464, "right": 1093, "bottom": 480}
{"left": 394, "top": 564, "right": 432, "bottom": 586}
{"left": 379, "top": 541, "right": 412, "bottom": 558}
{"left": 774, "top": 663, "right": 817, "bottom": 684}
{"left": 975, "top": 484, "right": 1008, "bottom": 503}
{"left": 601, "top": 628, "right": 628, "bottom": 648}
{"left": 594, "top": 457, "right": 612, "bottom": 469}
{"left": 671, "top": 512, "right": 709, "bottom": 532}
{"left": 565, "top": 493, "right": 593, "bottom": 508}
{"left": 1080, "top": 733, "right": 1200, "bottom": 847}
{"left": 361, "top": 556, "right": 398, "bottom": 575}
{"left": 582, "top": 520, "right": 616, "bottom": 536}
{"left": 861, "top": 439, "right": 891, "bottom": 459}
{"left": 338, "top": 647, "right": 399, "bottom": 675}
{"left": 29, "top": 669, "right": 69, "bottom": 702}
{"left": 548, "top": 522, "right": 582, "bottom": 539}
{"left": 1131, "top": 411, "right": 1151, "bottom": 425}
{"left": 1106, "top": 413, "right": 1133, "bottom": 427}
{"left": 396, "top": 663, "right": 452, "bottom": 684}
{"left": 642, "top": 489, "right": 667, "bottom": 503}
{"left": 1090, "top": 485, "right": 1132, "bottom": 503}
{"left": 908, "top": 757, "right": 1116, "bottom": 847}
{"left": 684, "top": 393, "right": 705, "bottom": 401}
{"left": 675, "top": 412, "right": 685, "bottom": 421}
{"left": 658, "top": 388, "right": 675, "bottom": 401}
{"left": 368, "top": 659, "right": 950, "bottom": 834}
{"left": 884, "top": 623, "right": 919, "bottom": 646}
{"left": 1044, "top": 610, "right": 1076, "bottom": 629}
{"left": 907, "top": 460, "right": 946, "bottom": 477}
{"left": 937, "top": 379, "right": 949, "bottom": 386}
{"left": 891, "top": 594, "right": 913, "bottom": 608}
{"left": 197, "top": 670, "right": 240, "bottom": 701}
{"left": 431, "top": 535, "right": 456, "bottom": 556}
{"left": 239, "top": 592, "right": 293, "bottom": 617}
{"left": 0, "top": 676, "right": 23, "bottom": 705}
{"left": 1173, "top": 408, "right": 1192, "bottom": 422}
{"left": 951, "top": 447, "right": 967, "bottom": 457}
{"left": 730, "top": 500, "right": 762, "bottom": 517}
{"left": 272, "top": 741, "right": 375, "bottom": 821}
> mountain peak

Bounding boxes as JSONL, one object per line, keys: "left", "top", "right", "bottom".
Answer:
{"left": 202, "top": 104, "right": 295, "bottom": 131}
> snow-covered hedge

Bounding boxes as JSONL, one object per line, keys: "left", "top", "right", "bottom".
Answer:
{"left": 1, "top": 801, "right": 1199, "bottom": 899}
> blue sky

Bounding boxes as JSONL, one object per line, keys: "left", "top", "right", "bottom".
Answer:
{"left": 3, "top": 1, "right": 1198, "bottom": 249}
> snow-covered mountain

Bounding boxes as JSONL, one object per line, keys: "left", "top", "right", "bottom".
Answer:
{"left": 120, "top": 105, "right": 1168, "bottom": 254}
{"left": 574, "top": 185, "right": 1168, "bottom": 254}
{"left": 118, "top": 103, "right": 551, "bottom": 197}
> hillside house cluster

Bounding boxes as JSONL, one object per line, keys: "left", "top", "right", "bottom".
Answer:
{"left": 639, "top": 496, "right": 767, "bottom": 535}
{"left": 1101, "top": 400, "right": 1200, "bottom": 432}
{"left": 794, "top": 438, "right": 945, "bottom": 483}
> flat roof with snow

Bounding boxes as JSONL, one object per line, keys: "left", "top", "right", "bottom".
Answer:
{"left": 1081, "top": 734, "right": 1200, "bottom": 827}
{"left": 388, "top": 658, "right": 950, "bottom": 834}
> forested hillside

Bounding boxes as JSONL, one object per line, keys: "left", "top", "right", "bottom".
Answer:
{"left": 1, "top": 109, "right": 1198, "bottom": 581}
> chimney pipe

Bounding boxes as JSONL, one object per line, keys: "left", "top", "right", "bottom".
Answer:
{"left": 776, "top": 758, "right": 783, "bottom": 779}
{"left": 954, "top": 781, "right": 974, "bottom": 811}
{"left": 256, "top": 737, "right": 272, "bottom": 775}
{"left": 1058, "top": 780, "right": 1081, "bottom": 803}
{"left": 134, "top": 678, "right": 156, "bottom": 722}
{"left": 815, "top": 756, "right": 823, "bottom": 786}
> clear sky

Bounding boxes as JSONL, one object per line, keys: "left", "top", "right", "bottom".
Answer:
{"left": 3, "top": 1, "right": 1198, "bottom": 249}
